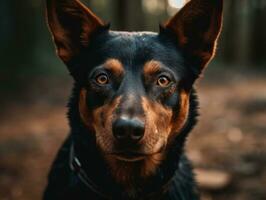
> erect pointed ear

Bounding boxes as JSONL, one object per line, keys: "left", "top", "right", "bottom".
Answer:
{"left": 163, "top": 0, "right": 223, "bottom": 71}
{"left": 46, "top": 0, "right": 106, "bottom": 63}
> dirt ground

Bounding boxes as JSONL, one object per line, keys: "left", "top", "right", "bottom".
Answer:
{"left": 0, "top": 68, "right": 265, "bottom": 200}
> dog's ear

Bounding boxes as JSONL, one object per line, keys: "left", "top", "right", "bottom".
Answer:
{"left": 163, "top": 0, "right": 223, "bottom": 71}
{"left": 46, "top": 0, "right": 105, "bottom": 63}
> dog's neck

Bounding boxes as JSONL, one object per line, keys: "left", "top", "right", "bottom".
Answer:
{"left": 68, "top": 84, "right": 199, "bottom": 199}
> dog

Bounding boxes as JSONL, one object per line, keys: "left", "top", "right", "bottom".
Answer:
{"left": 43, "top": 0, "right": 223, "bottom": 199}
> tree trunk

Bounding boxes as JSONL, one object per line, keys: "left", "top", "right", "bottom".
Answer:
{"left": 249, "top": 0, "right": 266, "bottom": 65}
{"left": 112, "top": 0, "right": 145, "bottom": 31}
{"left": 218, "top": 0, "right": 238, "bottom": 64}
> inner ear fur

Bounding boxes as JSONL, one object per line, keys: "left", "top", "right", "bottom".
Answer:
{"left": 46, "top": 0, "right": 106, "bottom": 63}
{"left": 164, "top": 0, "right": 223, "bottom": 70}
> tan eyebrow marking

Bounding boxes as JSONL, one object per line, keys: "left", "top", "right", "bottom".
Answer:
{"left": 143, "top": 60, "right": 162, "bottom": 75}
{"left": 104, "top": 59, "right": 124, "bottom": 76}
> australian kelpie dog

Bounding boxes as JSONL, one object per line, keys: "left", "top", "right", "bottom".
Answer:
{"left": 43, "top": 0, "right": 223, "bottom": 199}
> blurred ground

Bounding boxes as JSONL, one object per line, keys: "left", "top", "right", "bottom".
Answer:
{"left": 0, "top": 67, "right": 265, "bottom": 200}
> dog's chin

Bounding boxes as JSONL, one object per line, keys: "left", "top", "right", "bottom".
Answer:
{"left": 96, "top": 139, "right": 167, "bottom": 183}
{"left": 102, "top": 150, "right": 166, "bottom": 184}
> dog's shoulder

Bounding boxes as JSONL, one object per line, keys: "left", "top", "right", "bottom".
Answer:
{"left": 166, "top": 154, "right": 199, "bottom": 200}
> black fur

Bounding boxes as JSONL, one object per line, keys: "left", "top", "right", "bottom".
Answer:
{"left": 44, "top": 29, "right": 201, "bottom": 200}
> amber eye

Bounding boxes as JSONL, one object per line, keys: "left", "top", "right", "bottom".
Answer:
{"left": 96, "top": 74, "right": 109, "bottom": 85}
{"left": 157, "top": 76, "right": 171, "bottom": 87}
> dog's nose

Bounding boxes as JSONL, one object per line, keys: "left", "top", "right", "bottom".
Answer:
{"left": 112, "top": 118, "right": 145, "bottom": 144}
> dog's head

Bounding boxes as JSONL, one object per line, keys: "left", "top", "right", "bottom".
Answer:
{"left": 46, "top": 0, "right": 223, "bottom": 182}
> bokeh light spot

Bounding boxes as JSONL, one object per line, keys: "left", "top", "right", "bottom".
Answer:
{"left": 168, "top": 0, "right": 186, "bottom": 9}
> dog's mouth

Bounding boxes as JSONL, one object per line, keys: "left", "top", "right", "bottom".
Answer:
{"left": 108, "top": 148, "right": 165, "bottom": 162}
{"left": 110, "top": 151, "right": 147, "bottom": 162}
{"left": 102, "top": 140, "right": 167, "bottom": 162}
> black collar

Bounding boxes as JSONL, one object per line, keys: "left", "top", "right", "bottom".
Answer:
{"left": 69, "top": 143, "right": 110, "bottom": 199}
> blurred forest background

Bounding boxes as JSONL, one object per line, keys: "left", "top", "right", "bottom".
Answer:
{"left": 0, "top": 0, "right": 265, "bottom": 200}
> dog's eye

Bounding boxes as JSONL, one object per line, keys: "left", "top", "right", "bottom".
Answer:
{"left": 157, "top": 76, "right": 171, "bottom": 87}
{"left": 96, "top": 74, "right": 109, "bottom": 85}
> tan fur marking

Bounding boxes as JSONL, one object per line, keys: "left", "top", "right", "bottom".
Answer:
{"left": 143, "top": 60, "right": 161, "bottom": 75}
{"left": 92, "top": 97, "right": 122, "bottom": 152}
{"left": 79, "top": 88, "right": 93, "bottom": 130}
{"left": 104, "top": 97, "right": 173, "bottom": 184}
{"left": 106, "top": 152, "right": 164, "bottom": 185}
{"left": 170, "top": 90, "right": 190, "bottom": 141}
{"left": 104, "top": 59, "right": 124, "bottom": 77}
